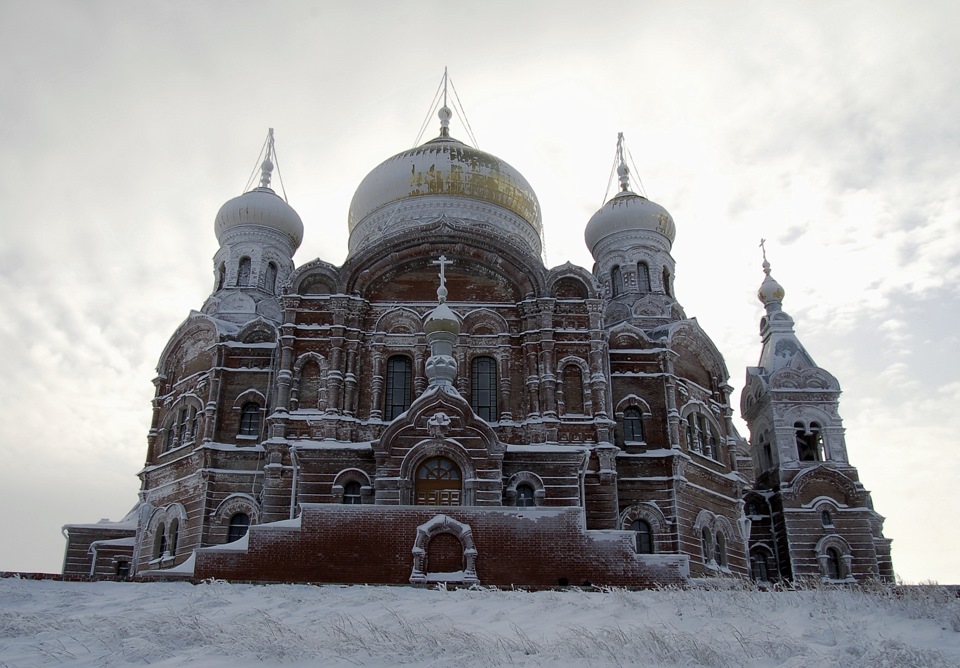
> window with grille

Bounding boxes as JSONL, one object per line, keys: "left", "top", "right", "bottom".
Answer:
{"left": 825, "top": 547, "right": 842, "bottom": 579}
{"left": 750, "top": 552, "right": 770, "bottom": 582}
{"left": 623, "top": 407, "right": 644, "bottom": 442}
{"left": 343, "top": 481, "right": 362, "bottom": 504}
{"left": 637, "top": 262, "right": 651, "bottom": 292}
{"left": 239, "top": 403, "right": 260, "bottom": 436}
{"left": 385, "top": 356, "right": 413, "bottom": 420}
{"left": 611, "top": 265, "right": 624, "bottom": 297}
{"left": 228, "top": 513, "right": 250, "bottom": 543}
{"left": 516, "top": 484, "right": 535, "bottom": 507}
{"left": 471, "top": 356, "right": 498, "bottom": 422}
{"left": 632, "top": 519, "right": 654, "bottom": 554}
{"left": 237, "top": 257, "right": 252, "bottom": 286}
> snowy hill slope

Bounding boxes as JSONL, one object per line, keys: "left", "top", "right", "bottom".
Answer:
{"left": 1, "top": 578, "right": 958, "bottom": 667}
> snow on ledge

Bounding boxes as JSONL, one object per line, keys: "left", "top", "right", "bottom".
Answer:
{"left": 507, "top": 444, "right": 589, "bottom": 454}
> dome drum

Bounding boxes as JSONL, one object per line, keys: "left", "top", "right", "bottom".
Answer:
{"left": 348, "top": 198, "right": 543, "bottom": 259}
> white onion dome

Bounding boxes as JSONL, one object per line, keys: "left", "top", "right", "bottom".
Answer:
{"left": 215, "top": 186, "right": 304, "bottom": 249}
{"left": 424, "top": 301, "right": 461, "bottom": 335}
{"left": 758, "top": 259, "right": 785, "bottom": 309}
{"left": 584, "top": 163, "right": 676, "bottom": 254}
{"left": 347, "top": 108, "right": 542, "bottom": 253}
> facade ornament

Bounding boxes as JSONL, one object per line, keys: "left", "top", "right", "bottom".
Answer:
{"left": 427, "top": 412, "right": 452, "bottom": 438}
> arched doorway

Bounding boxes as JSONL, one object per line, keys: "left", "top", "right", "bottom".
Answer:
{"left": 415, "top": 457, "right": 462, "bottom": 506}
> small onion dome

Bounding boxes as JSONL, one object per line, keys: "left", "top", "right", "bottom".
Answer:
{"left": 423, "top": 302, "right": 461, "bottom": 336}
{"left": 584, "top": 189, "right": 676, "bottom": 254}
{"left": 348, "top": 136, "right": 542, "bottom": 238}
{"left": 214, "top": 187, "right": 304, "bottom": 249}
{"left": 757, "top": 259, "right": 785, "bottom": 307}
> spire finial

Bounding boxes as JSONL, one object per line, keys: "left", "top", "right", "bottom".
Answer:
{"left": 259, "top": 128, "right": 275, "bottom": 189}
{"left": 616, "top": 132, "right": 631, "bottom": 192}
{"left": 757, "top": 238, "right": 785, "bottom": 308}
{"left": 431, "top": 255, "right": 452, "bottom": 303}
{"left": 438, "top": 68, "right": 452, "bottom": 138}
{"left": 760, "top": 238, "right": 771, "bottom": 275}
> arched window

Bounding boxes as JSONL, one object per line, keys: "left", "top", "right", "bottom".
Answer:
{"left": 343, "top": 481, "right": 362, "bottom": 505}
{"left": 239, "top": 403, "right": 261, "bottom": 437}
{"left": 177, "top": 408, "right": 188, "bottom": 444}
{"left": 687, "top": 412, "right": 717, "bottom": 458}
{"left": 164, "top": 424, "right": 175, "bottom": 451}
{"left": 825, "top": 547, "right": 843, "bottom": 580}
{"left": 168, "top": 518, "right": 179, "bottom": 557}
{"left": 686, "top": 414, "right": 702, "bottom": 453}
{"left": 415, "top": 457, "right": 461, "bottom": 506}
{"left": 516, "top": 483, "right": 535, "bottom": 508}
{"left": 662, "top": 267, "right": 672, "bottom": 297}
{"left": 631, "top": 519, "right": 654, "bottom": 554}
{"left": 611, "top": 265, "right": 623, "bottom": 297}
{"left": 758, "top": 433, "right": 773, "bottom": 471}
{"left": 636, "top": 262, "right": 651, "bottom": 292}
{"left": 821, "top": 509, "right": 833, "bottom": 527}
{"left": 470, "top": 356, "right": 498, "bottom": 422}
{"left": 265, "top": 262, "right": 278, "bottom": 294}
{"left": 701, "top": 527, "right": 712, "bottom": 564}
{"left": 796, "top": 421, "right": 823, "bottom": 461}
{"left": 184, "top": 407, "right": 197, "bottom": 444}
{"left": 714, "top": 532, "right": 727, "bottom": 568}
{"left": 154, "top": 524, "right": 167, "bottom": 559}
{"left": 216, "top": 263, "right": 226, "bottom": 291}
{"left": 227, "top": 512, "right": 250, "bottom": 543}
{"left": 384, "top": 356, "right": 413, "bottom": 421}
{"left": 622, "top": 407, "right": 644, "bottom": 442}
{"left": 237, "top": 257, "right": 252, "bottom": 286}
{"left": 562, "top": 365, "right": 584, "bottom": 414}
{"left": 750, "top": 551, "right": 770, "bottom": 582}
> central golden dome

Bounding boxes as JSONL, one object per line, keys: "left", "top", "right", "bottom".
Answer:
{"left": 348, "top": 136, "right": 541, "bottom": 233}
{"left": 347, "top": 120, "right": 543, "bottom": 257}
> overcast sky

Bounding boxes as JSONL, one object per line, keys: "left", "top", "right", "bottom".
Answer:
{"left": 1, "top": 1, "right": 957, "bottom": 583}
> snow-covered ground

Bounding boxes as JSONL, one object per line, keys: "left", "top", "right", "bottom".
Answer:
{"left": 1, "top": 578, "right": 958, "bottom": 667}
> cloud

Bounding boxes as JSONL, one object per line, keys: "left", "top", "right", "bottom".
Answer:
{"left": 0, "top": 1, "right": 957, "bottom": 584}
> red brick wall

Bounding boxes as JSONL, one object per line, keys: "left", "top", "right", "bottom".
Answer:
{"left": 194, "top": 505, "right": 689, "bottom": 588}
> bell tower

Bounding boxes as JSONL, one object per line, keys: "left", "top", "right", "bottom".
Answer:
{"left": 740, "top": 247, "right": 893, "bottom": 583}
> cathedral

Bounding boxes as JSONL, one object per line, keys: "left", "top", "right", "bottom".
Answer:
{"left": 62, "top": 97, "right": 893, "bottom": 587}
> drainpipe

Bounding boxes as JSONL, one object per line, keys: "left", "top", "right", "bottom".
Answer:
{"left": 579, "top": 448, "right": 590, "bottom": 511}
{"left": 88, "top": 543, "right": 98, "bottom": 579}
{"left": 60, "top": 527, "right": 70, "bottom": 575}
{"left": 289, "top": 444, "right": 299, "bottom": 520}
{"left": 765, "top": 494, "right": 784, "bottom": 580}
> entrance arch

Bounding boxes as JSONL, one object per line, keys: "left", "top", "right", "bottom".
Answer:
{"left": 415, "top": 457, "right": 462, "bottom": 506}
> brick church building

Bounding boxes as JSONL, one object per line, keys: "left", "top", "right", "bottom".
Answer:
{"left": 62, "top": 99, "right": 893, "bottom": 587}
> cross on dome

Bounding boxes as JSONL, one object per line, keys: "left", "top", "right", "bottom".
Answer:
{"left": 431, "top": 255, "right": 452, "bottom": 303}
{"left": 260, "top": 128, "right": 275, "bottom": 189}
{"left": 616, "top": 132, "right": 631, "bottom": 192}
{"left": 757, "top": 238, "right": 786, "bottom": 309}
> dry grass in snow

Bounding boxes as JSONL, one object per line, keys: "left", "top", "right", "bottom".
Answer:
{"left": 0, "top": 578, "right": 958, "bottom": 667}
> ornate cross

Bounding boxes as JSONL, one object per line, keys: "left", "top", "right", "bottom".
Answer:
{"left": 759, "top": 238, "right": 772, "bottom": 276}
{"left": 431, "top": 255, "right": 452, "bottom": 303}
